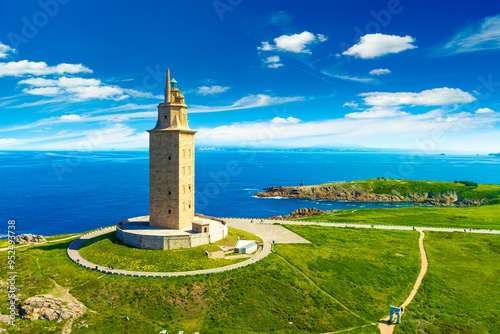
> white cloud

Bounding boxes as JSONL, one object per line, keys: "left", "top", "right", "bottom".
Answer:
{"left": 258, "top": 41, "right": 274, "bottom": 51}
{"left": 196, "top": 86, "right": 231, "bottom": 96}
{"left": 328, "top": 73, "right": 374, "bottom": 83}
{"left": 263, "top": 55, "right": 283, "bottom": 68}
{"left": 258, "top": 31, "right": 327, "bottom": 54}
{"left": 343, "top": 33, "right": 417, "bottom": 59}
{"left": 265, "top": 55, "right": 280, "bottom": 63}
{"left": 66, "top": 85, "right": 127, "bottom": 101}
{"left": 443, "top": 14, "right": 500, "bottom": 54}
{"left": 369, "top": 68, "right": 391, "bottom": 76}
{"left": 18, "top": 76, "right": 156, "bottom": 101}
{"left": 271, "top": 116, "right": 301, "bottom": 124}
{"left": 190, "top": 94, "right": 304, "bottom": 113}
{"left": 345, "top": 106, "right": 409, "bottom": 119}
{"left": 0, "top": 42, "right": 16, "bottom": 59}
{"left": 343, "top": 102, "right": 359, "bottom": 108}
{"left": 60, "top": 114, "right": 81, "bottom": 121}
{"left": 0, "top": 93, "right": 305, "bottom": 134}
{"left": 194, "top": 109, "right": 500, "bottom": 150}
{"left": 23, "top": 87, "right": 61, "bottom": 96}
{"left": 360, "top": 88, "right": 476, "bottom": 106}
{"left": 33, "top": 124, "right": 149, "bottom": 151}
{"left": 475, "top": 107, "right": 495, "bottom": 114}
{"left": 122, "top": 88, "right": 162, "bottom": 99}
{"left": 0, "top": 60, "right": 92, "bottom": 77}
{"left": 317, "top": 34, "right": 328, "bottom": 42}
{"left": 0, "top": 138, "right": 20, "bottom": 147}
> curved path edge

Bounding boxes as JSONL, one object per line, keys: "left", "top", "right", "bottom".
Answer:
{"left": 67, "top": 225, "right": 274, "bottom": 277}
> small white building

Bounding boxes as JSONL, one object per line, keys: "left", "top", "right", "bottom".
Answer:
{"left": 234, "top": 239, "right": 258, "bottom": 254}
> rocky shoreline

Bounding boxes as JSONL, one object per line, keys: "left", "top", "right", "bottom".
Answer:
{"left": 255, "top": 184, "right": 484, "bottom": 207}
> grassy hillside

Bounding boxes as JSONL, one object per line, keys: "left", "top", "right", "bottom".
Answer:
{"left": 325, "top": 178, "right": 500, "bottom": 204}
{"left": 276, "top": 226, "right": 421, "bottom": 321}
{"left": 293, "top": 204, "right": 500, "bottom": 229}
{"left": 0, "top": 233, "right": 368, "bottom": 333}
{"left": 0, "top": 226, "right": 426, "bottom": 333}
{"left": 2, "top": 221, "right": 499, "bottom": 333}
{"left": 395, "top": 232, "right": 500, "bottom": 333}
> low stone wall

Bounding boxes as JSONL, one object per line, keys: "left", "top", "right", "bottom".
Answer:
{"left": 115, "top": 218, "right": 228, "bottom": 250}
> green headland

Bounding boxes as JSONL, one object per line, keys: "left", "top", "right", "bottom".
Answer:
{"left": 256, "top": 178, "right": 500, "bottom": 206}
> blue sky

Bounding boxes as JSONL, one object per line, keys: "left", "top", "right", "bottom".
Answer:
{"left": 0, "top": 0, "right": 499, "bottom": 152}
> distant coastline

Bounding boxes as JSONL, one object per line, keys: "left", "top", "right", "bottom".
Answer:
{"left": 255, "top": 179, "right": 500, "bottom": 207}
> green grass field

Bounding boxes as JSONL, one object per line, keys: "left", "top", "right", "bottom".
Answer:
{"left": 323, "top": 179, "right": 500, "bottom": 204}
{"left": 1, "top": 233, "right": 374, "bottom": 334}
{"left": 276, "top": 226, "right": 421, "bottom": 321}
{"left": 294, "top": 204, "right": 500, "bottom": 229}
{"left": 78, "top": 227, "right": 260, "bottom": 272}
{"left": 2, "top": 217, "right": 499, "bottom": 333}
{"left": 396, "top": 232, "right": 500, "bottom": 333}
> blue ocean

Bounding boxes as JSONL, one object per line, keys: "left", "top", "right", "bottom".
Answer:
{"left": 1, "top": 150, "right": 499, "bottom": 236}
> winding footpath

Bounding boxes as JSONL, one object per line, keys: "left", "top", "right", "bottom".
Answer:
{"left": 378, "top": 231, "right": 428, "bottom": 334}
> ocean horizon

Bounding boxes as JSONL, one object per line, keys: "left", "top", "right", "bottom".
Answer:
{"left": 1, "top": 150, "right": 499, "bottom": 237}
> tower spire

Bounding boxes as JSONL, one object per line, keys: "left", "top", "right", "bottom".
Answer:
{"left": 165, "top": 68, "right": 171, "bottom": 103}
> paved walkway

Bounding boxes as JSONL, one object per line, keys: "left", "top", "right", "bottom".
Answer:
{"left": 0, "top": 234, "right": 82, "bottom": 252}
{"left": 225, "top": 218, "right": 311, "bottom": 243}
{"left": 66, "top": 221, "right": 308, "bottom": 277}
{"left": 67, "top": 218, "right": 497, "bottom": 278}
{"left": 240, "top": 218, "right": 500, "bottom": 234}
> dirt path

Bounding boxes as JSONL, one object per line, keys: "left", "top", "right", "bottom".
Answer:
{"left": 0, "top": 234, "right": 82, "bottom": 252}
{"left": 378, "top": 231, "right": 428, "bottom": 334}
{"left": 44, "top": 279, "right": 89, "bottom": 334}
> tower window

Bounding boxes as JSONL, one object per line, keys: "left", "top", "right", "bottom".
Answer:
{"left": 165, "top": 115, "right": 167, "bottom": 119}
{"left": 168, "top": 210, "right": 171, "bottom": 214}
{"left": 168, "top": 191, "right": 171, "bottom": 196}
{"left": 168, "top": 156, "right": 171, "bottom": 161}
{"left": 188, "top": 185, "right": 191, "bottom": 191}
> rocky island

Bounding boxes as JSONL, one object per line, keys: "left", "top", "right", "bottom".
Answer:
{"left": 255, "top": 178, "right": 500, "bottom": 207}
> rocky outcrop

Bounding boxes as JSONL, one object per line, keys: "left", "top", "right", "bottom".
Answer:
{"left": 13, "top": 234, "right": 46, "bottom": 244}
{"left": 269, "top": 207, "right": 326, "bottom": 220}
{"left": 19, "top": 295, "right": 84, "bottom": 322}
{"left": 489, "top": 153, "right": 500, "bottom": 157}
{"left": 256, "top": 185, "right": 484, "bottom": 207}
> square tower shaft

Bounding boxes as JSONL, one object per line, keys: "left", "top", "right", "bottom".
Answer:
{"left": 148, "top": 69, "right": 196, "bottom": 230}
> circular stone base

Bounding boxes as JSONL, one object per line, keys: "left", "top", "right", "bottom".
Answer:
{"left": 116, "top": 216, "right": 228, "bottom": 250}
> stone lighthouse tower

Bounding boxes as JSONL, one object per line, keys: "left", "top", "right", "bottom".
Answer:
{"left": 148, "top": 69, "right": 196, "bottom": 230}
